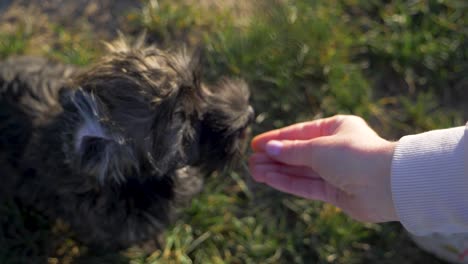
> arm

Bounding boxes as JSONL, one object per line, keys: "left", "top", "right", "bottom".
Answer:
{"left": 391, "top": 124, "right": 468, "bottom": 235}
{"left": 249, "top": 115, "right": 468, "bottom": 234}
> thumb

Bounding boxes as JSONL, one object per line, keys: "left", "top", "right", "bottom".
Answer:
{"left": 264, "top": 138, "right": 327, "bottom": 167}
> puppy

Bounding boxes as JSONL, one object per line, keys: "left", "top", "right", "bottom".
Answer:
{"left": 0, "top": 37, "right": 253, "bottom": 249}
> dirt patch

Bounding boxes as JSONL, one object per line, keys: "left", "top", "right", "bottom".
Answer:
{"left": 0, "top": 0, "right": 254, "bottom": 38}
{"left": 0, "top": 0, "right": 141, "bottom": 38}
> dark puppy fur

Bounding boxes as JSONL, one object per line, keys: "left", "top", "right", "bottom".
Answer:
{"left": 0, "top": 38, "right": 253, "bottom": 249}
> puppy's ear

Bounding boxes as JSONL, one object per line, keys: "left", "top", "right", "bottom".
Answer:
{"left": 188, "top": 46, "right": 203, "bottom": 88}
{"left": 171, "top": 46, "right": 203, "bottom": 91}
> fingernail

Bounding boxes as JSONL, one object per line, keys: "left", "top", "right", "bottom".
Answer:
{"left": 265, "top": 140, "right": 283, "bottom": 156}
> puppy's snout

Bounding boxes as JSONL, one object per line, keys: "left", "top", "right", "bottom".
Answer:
{"left": 239, "top": 106, "right": 254, "bottom": 141}
{"left": 247, "top": 106, "right": 255, "bottom": 124}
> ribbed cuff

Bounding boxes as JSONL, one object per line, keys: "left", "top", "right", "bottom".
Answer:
{"left": 391, "top": 126, "right": 468, "bottom": 235}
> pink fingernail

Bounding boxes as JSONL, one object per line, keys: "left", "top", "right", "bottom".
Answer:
{"left": 265, "top": 140, "right": 283, "bottom": 156}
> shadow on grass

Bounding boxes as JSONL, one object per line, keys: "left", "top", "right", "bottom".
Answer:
{"left": 0, "top": 196, "right": 129, "bottom": 264}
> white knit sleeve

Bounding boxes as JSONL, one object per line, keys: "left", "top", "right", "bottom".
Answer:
{"left": 391, "top": 125, "right": 468, "bottom": 235}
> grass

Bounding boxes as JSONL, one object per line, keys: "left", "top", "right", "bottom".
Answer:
{"left": 0, "top": 26, "right": 30, "bottom": 58}
{"left": 1, "top": 0, "right": 467, "bottom": 263}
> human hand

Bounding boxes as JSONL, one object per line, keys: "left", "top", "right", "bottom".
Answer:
{"left": 249, "top": 115, "right": 398, "bottom": 223}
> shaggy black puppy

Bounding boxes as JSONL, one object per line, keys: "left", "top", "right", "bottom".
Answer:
{"left": 0, "top": 38, "right": 253, "bottom": 249}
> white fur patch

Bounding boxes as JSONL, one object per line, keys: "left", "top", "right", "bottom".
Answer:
{"left": 71, "top": 89, "right": 109, "bottom": 151}
{"left": 75, "top": 121, "right": 108, "bottom": 151}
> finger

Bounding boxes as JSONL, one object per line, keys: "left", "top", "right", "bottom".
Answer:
{"left": 263, "top": 172, "right": 329, "bottom": 201}
{"left": 249, "top": 154, "right": 281, "bottom": 183}
{"left": 251, "top": 116, "right": 342, "bottom": 152}
{"left": 249, "top": 152, "right": 279, "bottom": 165}
{"left": 249, "top": 152, "right": 317, "bottom": 180}
{"left": 263, "top": 172, "right": 346, "bottom": 206}
{"left": 250, "top": 162, "right": 321, "bottom": 183}
{"left": 262, "top": 137, "right": 333, "bottom": 168}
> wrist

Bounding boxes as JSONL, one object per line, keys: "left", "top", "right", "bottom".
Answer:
{"left": 378, "top": 140, "right": 399, "bottom": 222}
